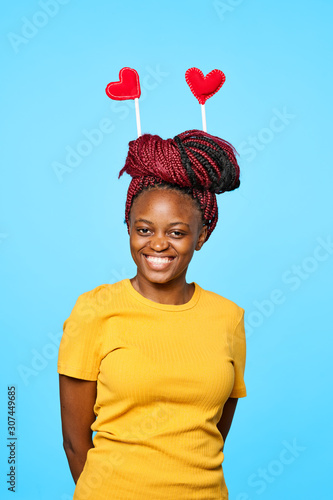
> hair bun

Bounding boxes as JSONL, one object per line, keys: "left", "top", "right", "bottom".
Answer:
{"left": 118, "top": 129, "right": 240, "bottom": 195}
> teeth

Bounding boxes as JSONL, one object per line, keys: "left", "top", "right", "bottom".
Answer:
{"left": 145, "top": 256, "right": 173, "bottom": 263}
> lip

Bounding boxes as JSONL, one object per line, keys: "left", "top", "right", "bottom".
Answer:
{"left": 143, "top": 254, "right": 176, "bottom": 258}
{"left": 142, "top": 254, "right": 176, "bottom": 271}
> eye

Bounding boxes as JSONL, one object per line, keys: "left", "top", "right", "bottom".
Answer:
{"left": 137, "top": 228, "right": 151, "bottom": 234}
{"left": 171, "top": 231, "right": 185, "bottom": 237}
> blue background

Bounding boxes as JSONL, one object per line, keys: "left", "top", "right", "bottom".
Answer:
{"left": 1, "top": 0, "right": 332, "bottom": 498}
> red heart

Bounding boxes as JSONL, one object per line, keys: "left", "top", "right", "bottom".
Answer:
{"left": 185, "top": 68, "right": 226, "bottom": 105}
{"left": 105, "top": 67, "right": 141, "bottom": 100}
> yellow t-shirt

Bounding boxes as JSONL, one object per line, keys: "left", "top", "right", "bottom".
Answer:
{"left": 58, "top": 278, "right": 247, "bottom": 500}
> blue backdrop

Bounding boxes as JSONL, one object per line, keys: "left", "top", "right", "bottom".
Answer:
{"left": 1, "top": 0, "right": 332, "bottom": 498}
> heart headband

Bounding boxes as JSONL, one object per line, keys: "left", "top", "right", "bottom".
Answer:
{"left": 105, "top": 67, "right": 226, "bottom": 136}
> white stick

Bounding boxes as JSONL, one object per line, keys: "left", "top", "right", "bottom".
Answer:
{"left": 135, "top": 98, "right": 141, "bottom": 137}
{"left": 201, "top": 104, "right": 207, "bottom": 132}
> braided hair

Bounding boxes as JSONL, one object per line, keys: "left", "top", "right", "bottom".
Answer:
{"left": 118, "top": 129, "right": 240, "bottom": 242}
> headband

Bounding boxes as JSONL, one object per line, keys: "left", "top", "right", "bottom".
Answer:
{"left": 105, "top": 66, "right": 226, "bottom": 136}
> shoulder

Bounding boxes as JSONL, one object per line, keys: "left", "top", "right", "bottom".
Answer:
{"left": 67, "top": 280, "right": 125, "bottom": 319}
{"left": 76, "top": 280, "right": 125, "bottom": 302}
{"left": 198, "top": 285, "right": 244, "bottom": 320}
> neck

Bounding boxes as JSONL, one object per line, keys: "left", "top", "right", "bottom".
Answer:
{"left": 130, "top": 273, "right": 194, "bottom": 305}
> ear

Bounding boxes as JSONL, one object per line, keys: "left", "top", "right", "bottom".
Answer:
{"left": 195, "top": 224, "right": 208, "bottom": 251}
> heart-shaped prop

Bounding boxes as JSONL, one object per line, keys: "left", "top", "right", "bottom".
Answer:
{"left": 185, "top": 68, "right": 226, "bottom": 105}
{"left": 105, "top": 67, "right": 141, "bottom": 100}
{"left": 105, "top": 67, "right": 142, "bottom": 136}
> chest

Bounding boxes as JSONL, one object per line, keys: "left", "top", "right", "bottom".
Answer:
{"left": 98, "top": 310, "right": 235, "bottom": 410}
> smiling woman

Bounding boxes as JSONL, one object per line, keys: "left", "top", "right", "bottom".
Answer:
{"left": 57, "top": 129, "right": 247, "bottom": 500}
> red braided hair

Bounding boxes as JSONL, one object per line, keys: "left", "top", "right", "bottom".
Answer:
{"left": 118, "top": 129, "right": 240, "bottom": 242}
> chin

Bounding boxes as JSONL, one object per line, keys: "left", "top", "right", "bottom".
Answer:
{"left": 141, "top": 268, "right": 186, "bottom": 286}
{"left": 142, "top": 273, "right": 173, "bottom": 284}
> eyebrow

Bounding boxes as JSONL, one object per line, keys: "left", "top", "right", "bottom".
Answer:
{"left": 134, "top": 218, "right": 190, "bottom": 228}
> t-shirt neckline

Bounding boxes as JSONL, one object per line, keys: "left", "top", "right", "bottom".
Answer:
{"left": 123, "top": 278, "right": 201, "bottom": 311}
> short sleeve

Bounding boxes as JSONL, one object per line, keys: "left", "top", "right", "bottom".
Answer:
{"left": 57, "top": 292, "right": 103, "bottom": 381}
{"left": 229, "top": 307, "right": 247, "bottom": 398}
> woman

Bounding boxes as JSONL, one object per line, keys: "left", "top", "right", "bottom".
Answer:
{"left": 58, "top": 129, "right": 247, "bottom": 500}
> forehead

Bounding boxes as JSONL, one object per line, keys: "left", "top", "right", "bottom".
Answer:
{"left": 130, "top": 188, "right": 200, "bottom": 219}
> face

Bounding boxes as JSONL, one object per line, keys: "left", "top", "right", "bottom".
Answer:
{"left": 128, "top": 187, "right": 208, "bottom": 285}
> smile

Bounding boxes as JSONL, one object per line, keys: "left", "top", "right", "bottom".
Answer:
{"left": 143, "top": 254, "right": 175, "bottom": 270}
{"left": 145, "top": 255, "right": 174, "bottom": 263}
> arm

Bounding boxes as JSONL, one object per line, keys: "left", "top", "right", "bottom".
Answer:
{"left": 217, "top": 397, "right": 238, "bottom": 451}
{"left": 59, "top": 374, "right": 97, "bottom": 484}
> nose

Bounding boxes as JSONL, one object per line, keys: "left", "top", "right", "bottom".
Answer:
{"left": 149, "top": 232, "right": 170, "bottom": 252}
